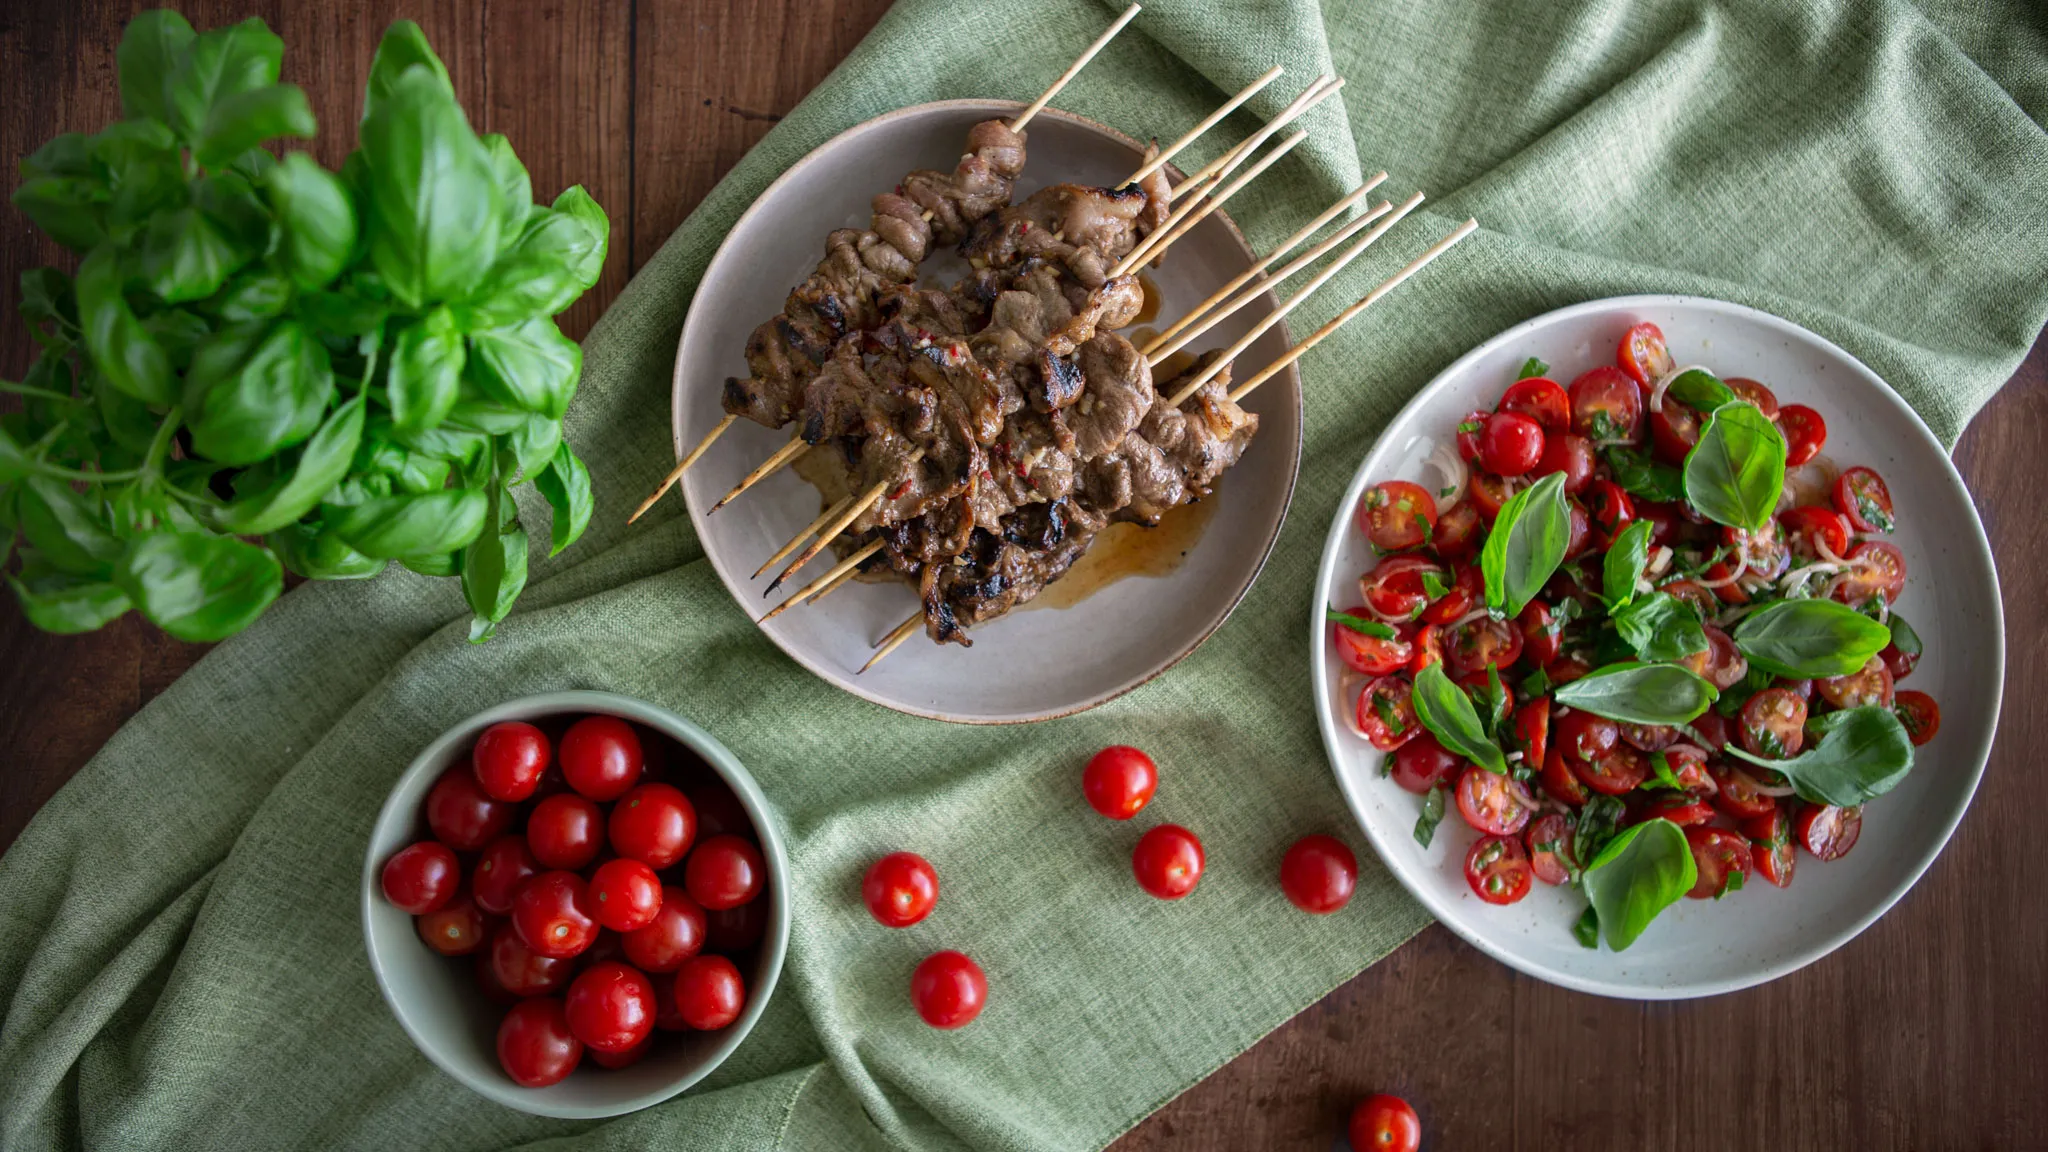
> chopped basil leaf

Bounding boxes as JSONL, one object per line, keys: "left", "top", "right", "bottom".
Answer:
{"left": 1612, "top": 592, "right": 1709, "bottom": 663}
{"left": 1572, "top": 794, "right": 1626, "bottom": 868}
{"left": 1716, "top": 867, "right": 1746, "bottom": 899}
{"left": 1602, "top": 445, "right": 1688, "bottom": 503}
{"left": 1520, "top": 665, "right": 1553, "bottom": 699}
{"left": 1580, "top": 818, "right": 1696, "bottom": 951}
{"left": 1439, "top": 485, "right": 1457, "bottom": 500}
{"left": 1457, "top": 419, "right": 1484, "bottom": 435}
{"left": 1665, "top": 368, "right": 1736, "bottom": 413}
{"left": 1887, "top": 613, "right": 1922, "bottom": 659}
{"left": 1734, "top": 598, "right": 1891, "bottom": 679}
{"left": 1327, "top": 606, "right": 1398, "bottom": 640}
{"left": 1552, "top": 661, "right": 1717, "bottom": 725}
{"left": 1683, "top": 401, "right": 1786, "bottom": 533}
{"left": 1516, "top": 356, "right": 1550, "bottom": 380}
{"left": 1644, "top": 751, "right": 1686, "bottom": 791}
{"left": 1419, "top": 568, "right": 1451, "bottom": 601}
{"left": 1411, "top": 661, "right": 1507, "bottom": 774}
{"left": 1414, "top": 784, "right": 1447, "bottom": 847}
{"left": 1372, "top": 689, "right": 1407, "bottom": 736}
{"left": 1723, "top": 705, "right": 1913, "bottom": 807}
{"left": 1573, "top": 906, "right": 1601, "bottom": 949}
{"left": 1601, "top": 519, "right": 1655, "bottom": 609}
{"left": 1481, "top": 471, "right": 1569, "bottom": 618}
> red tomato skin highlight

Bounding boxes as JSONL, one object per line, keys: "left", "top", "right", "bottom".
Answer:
{"left": 1132, "top": 824, "right": 1205, "bottom": 899}
{"left": 863, "top": 851, "right": 940, "bottom": 928}
{"left": 607, "top": 782, "right": 697, "bottom": 870}
{"left": 1279, "top": 834, "right": 1358, "bottom": 913}
{"left": 622, "top": 886, "right": 707, "bottom": 973}
{"left": 911, "top": 950, "right": 988, "bottom": 1029}
{"left": 1082, "top": 745, "right": 1159, "bottom": 819}
{"left": 684, "top": 834, "right": 767, "bottom": 911}
{"left": 382, "top": 841, "right": 460, "bottom": 915}
{"left": 559, "top": 715, "right": 645, "bottom": 802}
{"left": 497, "top": 997, "right": 582, "bottom": 1088}
{"left": 674, "top": 954, "right": 748, "bottom": 1030}
{"left": 565, "top": 961, "right": 655, "bottom": 1053}
{"left": 472, "top": 721, "right": 551, "bottom": 802}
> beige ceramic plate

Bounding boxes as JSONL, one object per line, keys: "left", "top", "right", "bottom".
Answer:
{"left": 672, "top": 100, "right": 1302, "bottom": 723}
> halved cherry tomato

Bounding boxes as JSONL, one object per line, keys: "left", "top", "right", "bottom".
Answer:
{"left": 1684, "top": 826, "right": 1753, "bottom": 899}
{"left": 1833, "top": 466, "right": 1895, "bottom": 533}
{"left": 1649, "top": 401, "right": 1701, "bottom": 465}
{"left": 1333, "top": 610, "right": 1416, "bottom": 676}
{"left": 1546, "top": 654, "right": 1592, "bottom": 685}
{"left": 1409, "top": 623, "right": 1445, "bottom": 673}
{"left": 1710, "top": 766, "right": 1777, "bottom": 821}
{"left": 1464, "top": 835, "right": 1533, "bottom": 904}
{"left": 1818, "top": 655, "right": 1895, "bottom": 709}
{"left": 1455, "top": 409, "right": 1491, "bottom": 462}
{"left": 1780, "top": 505, "right": 1851, "bottom": 561}
{"left": 1455, "top": 765, "right": 1534, "bottom": 836}
{"left": 1743, "top": 806, "right": 1795, "bottom": 888}
{"left": 1434, "top": 501, "right": 1483, "bottom": 560}
{"left": 1355, "top": 676, "right": 1419, "bottom": 752}
{"left": 1680, "top": 625, "right": 1749, "bottom": 690}
{"left": 1420, "top": 562, "right": 1484, "bottom": 624}
{"left": 1510, "top": 698, "right": 1550, "bottom": 771}
{"left": 1725, "top": 377, "right": 1780, "bottom": 418}
{"left": 1569, "top": 366, "right": 1643, "bottom": 443}
{"left": 1617, "top": 322, "right": 1675, "bottom": 387}
{"left": 1525, "top": 813, "right": 1575, "bottom": 885}
{"left": 1479, "top": 411, "right": 1546, "bottom": 476}
{"left": 1445, "top": 615, "right": 1524, "bottom": 679}
{"left": 1689, "top": 711, "right": 1731, "bottom": 754}
{"left": 1894, "top": 690, "right": 1941, "bottom": 745}
{"left": 1582, "top": 480, "right": 1635, "bottom": 553}
{"left": 1834, "top": 541, "right": 1906, "bottom": 606}
{"left": 1534, "top": 431, "right": 1595, "bottom": 493}
{"left": 1501, "top": 376, "right": 1571, "bottom": 432}
{"left": 1660, "top": 744, "right": 1715, "bottom": 794}
{"left": 1777, "top": 404, "right": 1828, "bottom": 465}
{"left": 1740, "top": 687, "right": 1808, "bottom": 758}
{"left": 1619, "top": 723, "right": 1677, "bottom": 752}
{"left": 1468, "top": 472, "right": 1513, "bottom": 522}
{"left": 1360, "top": 481, "right": 1439, "bottom": 552}
{"left": 1658, "top": 579, "right": 1717, "bottom": 621}
{"left": 1390, "top": 732, "right": 1463, "bottom": 795}
{"left": 1555, "top": 709, "right": 1618, "bottom": 764}
{"left": 1564, "top": 499, "right": 1593, "bottom": 558}
{"left": 1517, "top": 600, "right": 1563, "bottom": 667}
{"left": 1637, "top": 791, "right": 1714, "bottom": 827}
{"left": 1540, "top": 742, "right": 1590, "bottom": 805}
{"left": 1796, "top": 804, "right": 1862, "bottom": 860}
{"left": 1360, "top": 554, "right": 1442, "bottom": 619}
{"left": 1574, "top": 745, "right": 1648, "bottom": 795}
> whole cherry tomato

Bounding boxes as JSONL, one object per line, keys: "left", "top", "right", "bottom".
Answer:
{"left": 1617, "top": 321, "right": 1674, "bottom": 386}
{"left": 382, "top": 841, "right": 460, "bottom": 915}
{"left": 1132, "top": 824, "right": 1205, "bottom": 899}
{"left": 1894, "top": 690, "right": 1941, "bottom": 746}
{"left": 565, "top": 961, "right": 655, "bottom": 1053}
{"left": 589, "top": 858, "right": 664, "bottom": 932}
{"left": 1350, "top": 1093, "right": 1421, "bottom": 1152}
{"left": 472, "top": 834, "right": 541, "bottom": 916}
{"left": 1510, "top": 698, "right": 1550, "bottom": 771}
{"left": 527, "top": 793, "right": 605, "bottom": 871}
{"left": 425, "top": 767, "right": 514, "bottom": 852}
{"left": 488, "top": 922, "right": 574, "bottom": 997}
{"left": 1478, "top": 411, "right": 1546, "bottom": 476}
{"left": 674, "top": 954, "right": 747, "bottom": 1029}
{"left": 497, "top": 997, "right": 581, "bottom": 1088}
{"left": 512, "top": 871, "right": 599, "bottom": 959}
{"left": 686, "top": 784, "right": 754, "bottom": 840}
{"left": 1455, "top": 409, "right": 1491, "bottom": 462}
{"left": 590, "top": 1037, "right": 652, "bottom": 1070}
{"left": 1434, "top": 501, "right": 1483, "bottom": 560}
{"left": 1279, "top": 834, "right": 1357, "bottom": 914}
{"left": 685, "top": 835, "right": 766, "bottom": 911}
{"left": 1082, "top": 745, "right": 1160, "bottom": 820}
{"left": 559, "top": 715, "right": 644, "bottom": 802}
{"left": 608, "top": 782, "right": 697, "bottom": 869}
{"left": 1534, "top": 431, "right": 1594, "bottom": 493}
{"left": 622, "top": 886, "right": 707, "bottom": 973}
{"left": 1359, "top": 481, "right": 1438, "bottom": 552}
{"left": 1710, "top": 766, "right": 1778, "bottom": 821}
{"left": 911, "top": 950, "right": 987, "bottom": 1029}
{"left": 1464, "top": 835, "right": 1532, "bottom": 904}
{"left": 1649, "top": 399, "right": 1701, "bottom": 464}
{"left": 1582, "top": 479, "right": 1635, "bottom": 553}
{"left": 1744, "top": 805, "right": 1795, "bottom": 888}
{"left": 863, "top": 851, "right": 940, "bottom": 928}
{"left": 417, "top": 892, "right": 489, "bottom": 957}
{"left": 472, "top": 720, "right": 551, "bottom": 803}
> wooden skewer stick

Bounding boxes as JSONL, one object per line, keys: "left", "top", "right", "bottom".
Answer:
{"left": 1145, "top": 195, "right": 1394, "bottom": 365}
{"left": 860, "top": 611, "right": 925, "bottom": 674}
{"left": 765, "top": 448, "right": 924, "bottom": 591}
{"left": 809, "top": 559, "right": 865, "bottom": 604}
{"left": 1141, "top": 174, "right": 1386, "bottom": 357}
{"left": 1010, "top": 3, "right": 1143, "bottom": 131}
{"left": 711, "top": 436, "right": 809, "bottom": 512}
{"left": 1169, "top": 75, "right": 1342, "bottom": 202}
{"left": 1124, "top": 64, "right": 1283, "bottom": 188}
{"left": 753, "top": 494, "right": 854, "bottom": 580}
{"left": 1228, "top": 218, "right": 1479, "bottom": 402}
{"left": 1163, "top": 189, "right": 1425, "bottom": 407}
{"left": 1110, "top": 130, "right": 1307, "bottom": 279}
{"left": 629, "top": 415, "right": 735, "bottom": 524}
{"left": 759, "top": 538, "right": 885, "bottom": 622}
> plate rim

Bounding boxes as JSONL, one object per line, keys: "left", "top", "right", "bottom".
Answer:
{"left": 1309, "top": 292, "right": 2007, "bottom": 1000}
{"left": 671, "top": 97, "right": 1304, "bottom": 724}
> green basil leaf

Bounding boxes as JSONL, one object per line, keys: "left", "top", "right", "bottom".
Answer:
{"left": 195, "top": 83, "right": 316, "bottom": 168}
{"left": 1644, "top": 751, "right": 1686, "bottom": 791}
{"left": 459, "top": 202, "right": 610, "bottom": 327}
{"left": 481, "top": 134, "right": 533, "bottom": 236}
{"left": 506, "top": 413, "right": 563, "bottom": 483}
{"left": 1733, "top": 598, "right": 1892, "bottom": 679}
{"left": 1515, "top": 357, "right": 1548, "bottom": 380}
{"left": 460, "top": 476, "right": 528, "bottom": 643}
{"left": 325, "top": 487, "right": 488, "bottom": 559}
{"left": 1326, "top": 606, "right": 1397, "bottom": 640}
{"left": 299, "top": 284, "right": 390, "bottom": 336}
{"left": 187, "top": 320, "right": 334, "bottom": 465}
{"left": 533, "top": 441, "right": 592, "bottom": 556}
{"left": 463, "top": 317, "right": 581, "bottom": 418}
{"left": 1611, "top": 592, "right": 1709, "bottom": 663}
{"left": 1519, "top": 664, "right": 1552, "bottom": 700}
{"left": 1724, "top": 705, "right": 1913, "bottom": 807}
{"left": 363, "top": 21, "right": 453, "bottom": 123}
{"left": 1886, "top": 613, "right": 1922, "bottom": 661}
{"left": 361, "top": 65, "right": 503, "bottom": 308}
{"left": 165, "top": 18, "right": 283, "bottom": 145}
{"left": 19, "top": 478, "right": 124, "bottom": 577}
{"left": 1552, "top": 661, "right": 1717, "bottom": 725}
{"left": 8, "top": 564, "right": 132, "bottom": 634}
{"left": 92, "top": 120, "right": 187, "bottom": 230}
{"left": 11, "top": 179, "right": 109, "bottom": 251}
{"left": 1602, "top": 445, "right": 1687, "bottom": 504}
{"left": 1572, "top": 906, "right": 1600, "bottom": 950}
{"left": 444, "top": 392, "right": 534, "bottom": 436}
{"left": 263, "top": 152, "right": 359, "bottom": 291}
{"left": 1581, "top": 818, "right": 1695, "bottom": 951}
{"left": 1683, "top": 402, "right": 1786, "bottom": 533}
{"left": 389, "top": 419, "right": 489, "bottom": 473}
{"left": 1572, "top": 794, "right": 1626, "bottom": 871}
{"left": 23, "top": 133, "right": 101, "bottom": 180}
{"left": 20, "top": 268, "right": 74, "bottom": 331}
{"left": 1413, "top": 784, "right": 1447, "bottom": 848}
{"left": 1663, "top": 368, "right": 1735, "bottom": 413}
{"left": 1411, "top": 662, "right": 1507, "bottom": 775}
{"left": 1480, "top": 470, "right": 1568, "bottom": 618}
{"left": 227, "top": 147, "right": 278, "bottom": 184}
{"left": 387, "top": 307, "right": 465, "bottom": 432}
{"left": 400, "top": 551, "right": 460, "bottom": 577}
{"left": 267, "top": 520, "right": 386, "bottom": 580}
{"left": 115, "top": 530, "right": 282, "bottom": 641}
{"left": 140, "top": 207, "right": 249, "bottom": 304}
{"left": 1601, "top": 519, "right": 1654, "bottom": 609}
{"left": 550, "top": 186, "right": 610, "bottom": 294}
{"left": 212, "top": 391, "right": 366, "bottom": 534}
{"left": 75, "top": 247, "right": 173, "bottom": 408}
{"left": 116, "top": 10, "right": 197, "bottom": 125}
{"left": 206, "top": 267, "right": 294, "bottom": 324}
{"left": 192, "top": 171, "right": 273, "bottom": 252}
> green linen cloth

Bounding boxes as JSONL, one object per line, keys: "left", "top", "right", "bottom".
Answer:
{"left": 3, "top": 0, "right": 2043, "bottom": 1148}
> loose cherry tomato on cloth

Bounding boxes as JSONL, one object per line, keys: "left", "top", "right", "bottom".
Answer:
{"left": 1133, "top": 825, "right": 1205, "bottom": 899}
{"left": 472, "top": 835, "right": 541, "bottom": 916}
{"left": 560, "top": 715, "right": 644, "bottom": 802}
{"left": 382, "top": 841, "right": 460, "bottom": 915}
{"left": 1541, "top": 743, "right": 1590, "bottom": 806}
{"left": 1741, "top": 687, "right": 1809, "bottom": 758}
{"left": 1685, "top": 826, "right": 1753, "bottom": 899}
{"left": 1834, "top": 541, "right": 1907, "bottom": 606}
{"left": 863, "top": 852, "right": 940, "bottom": 927}
{"left": 1575, "top": 745, "right": 1649, "bottom": 796}
{"left": 512, "top": 871, "right": 599, "bottom": 959}
{"left": 1467, "top": 471, "right": 1513, "bottom": 521}
{"left": 1743, "top": 806, "right": 1796, "bottom": 888}
{"left": 1780, "top": 505, "right": 1851, "bottom": 561}
{"left": 1479, "top": 411, "right": 1546, "bottom": 475}
{"left": 425, "top": 768, "right": 515, "bottom": 851}
{"left": 1455, "top": 765, "right": 1533, "bottom": 836}
{"left": 473, "top": 721, "right": 551, "bottom": 803}
{"left": 1832, "top": 466, "right": 1895, "bottom": 533}
{"left": 1525, "top": 813, "right": 1576, "bottom": 886}
{"left": 911, "top": 950, "right": 987, "bottom": 1029}
{"left": 1569, "top": 366, "right": 1643, "bottom": 442}
{"left": 589, "top": 858, "right": 664, "bottom": 932}
{"left": 685, "top": 835, "right": 766, "bottom": 911}
{"left": 1280, "top": 834, "right": 1357, "bottom": 913}
{"left": 1617, "top": 321, "right": 1675, "bottom": 386}
{"left": 590, "top": 1036, "right": 653, "bottom": 1070}
{"left": 1796, "top": 804, "right": 1863, "bottom": 861}
{"left": 623, "top": 886, "right": 707, "bottom": 973}
{"left": 1445, "top": 616, "right": 1522, "bottom": 679}
{"left": 1777, "top": 404, "right": 1828, "bottom": 465}
{"left": 1818, "top": 655, "right": 1895, "bottom": 709}
{"left": 1582, "top": 479, "right": 1635, "bottom": 552}
{"left": 1501, "top": 376, "right": 1571, "bottom": 432}
{"left": 1894, "top": 690, "right": 1941, "bottom": 745}
{"left": 1725, "top": 376, "right": 1780, "bottom": 417}
{"left": 1355, "top": 676, "right": 1420, "bottom": 752}
{"left": 1434, "top": 501, "right": 1483, "bottom": 560}
{"left": 489, "top": 923, "right": 574, "bottom": 997}
{"left": 1350, "top": 1093, "right": 1422, "bottom": 1152}
{"left": 1510, "top": 698, "right": 1550, "bottom": 769}
{"left": 1390, "top": 732, "right": 1462, "bottom": 795}
{"left": 1534, "top": 430, "right": 1595, "bottom": 493}
{"left": 566, "top": 961, "right": 655, "bottom": 1053}
{"left": 674, "top": 954, "right": 749, "bottom": 1030}
{"left": 1555, "top": 709, "right": 1619, "bottom": 764}
{"left": 1649, "top": 401, "right": 1701, "bottom": 464}
{"left": 1465, "top": 835, "right": 1533, "bottom": 905}
{"left": 608, "top": 782, "right": 697, "bottom": 869}
{"left": 1334, "top": 611, "right": 1416, "bottom": 676}
{"left": 1360, "top": 555, "right": 1441, "bottom": 619}
{"left": 1360, "top": 481, "right": 1440, "bottom": 552}
{"left": 527, "top": 793, "right": 605, "bottom": 871}
{"left": 417, "top": 892, "right": 489, "bottom": 957}
{"left": 1082, "top": 745, "right": 1159, "bottom": 820}
{"left": 1419, "top": 563, "right": 1483, "bottom": 625}
{"left": 497, "top": 997, "right": 581, "bottom": 1088}
{"left": 1455, "top": 410, "right": 1491, "bottom": 461}
{"left": 1710, "top": 766, "right": 1778, "bottom": 821}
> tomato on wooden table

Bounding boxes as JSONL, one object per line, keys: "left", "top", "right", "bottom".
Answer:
{"left": 1685, "top": 826, "right": 1753, "bottom": 899}
{"left": 1390, "top": 732, "right": 1463, "bottom": 796}
{"left": 1574, "top": 744, "right": 1649, "bottom": 795}
{"left": 471, "top": 835, "right": 541, "bottom": 916}
{"left": 425, "top": 767, "right": 515, "bottom": 852}
{"left": 1464, "top": 835, "right": 1533, "bottom": 904}
{"left": 566, "top": 961, "right": 655, "bottom": 1053}
{"left": 1740, "top": 687, "right": 1809, "bottom": 758}
{"left": 1455, "top": 765, "right": 1534, "bottom": 836}
{"left": 473, "top": 721, "right": 551, "bottom": 803}
{"left": 623, "top": 886, "right": 707, "bottom": 973}
{"left": 1350, "top": 1093, "right": 1422, "bottom": 1152}
{"left": 559, "top": 715, "right": 645, "bottom": 802}
{"left": 1743, "top": 806, "right": 1796, "bottom": 888}
{"left": 863, "top": 851, "right": 940, "bottom": 927}
{"left": 1780, "top": 505, "right": 1851, "bottom": 561}
{"left": 1359, "top": 554, "right": 1442, "bottom": 619}
{"left": 1894, "top": 690, "right": 1941, "bottom": 745}
{"left": 1359, "top": 480, "right": 1439, "bottom": 552}
{"left": 1279, "top": 834, "right": 1358, "bottom": 913}
{"left": 511, "top": 871, "right": 599, "bottom": 959}
{"left": 608, "top": 782, "right": 697, "bottom": 869}
{"left": 589, "top": 858, "right": 664, "bottom": 932}
{"left": 911, "top": 950, "right": 987, "bottom": 1029}
{"left": 527, "top": 793, "right": 606, "bottom": 871}
{"left": 685, "top": 834, "right": 766, "bottom": 911}
{"left": 1818, "top": 655, "right": 1895, "bottom": 709}
{"left": 488, "top": 923, "right": 574, "bottom": 997}
{"left": 1568, "top": 366, "right": 1644, "bottom": 443}
{"left": 417, "top": 892, "right": 489, "bottom": 957}
{"left": 1501, "top": 376, "right": 1571, "bottom": 431}
{"left": 382, "top": 841, "right": 460, "bottom": 915}
{"left": 1333, "top": 611, "right": 1416, "bottom": 676}
{"left": 1355, "top": 676, "right": 1420, "bottom": 752}
{"left": 1420, "top": 562, "right": 1484, "bottom": 624}
{"left": 1777, "top": 404, "right": 1828, "bottom": 465}
{"left": 1833, "top": 466, "right": 1895, "bottom": 533}
{"left": 1726, "top": 376, "right": 1780, "bottom": 417}
{"left": 1445, "top": 614, "right": 1523, "bottom": 679}
{"left": 1834, "top": 540, "right": 1907, "bottom": 606}
{"left": 1796, "top": 804, "right": 1863, "bottom": 860}
{"left": 1710, "top": 766, "right": 1778, "bottom": 821}
{"left": 1132, "top": 824, "right": 1205, "bottom": 899}
{"left": 497, "top": 997, "right": 582, "bottom": 1088}
{"left": 1479, "top": 410, "right": 1546, "bottom": 475}
{"left": 1525, "top": 813, "right": 1576, "bottom": 886}
{"left": 1617, "top": 321, "right": 1675, "bottom": 387}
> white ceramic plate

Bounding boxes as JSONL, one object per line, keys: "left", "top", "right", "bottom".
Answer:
{"left": 1311, "top": 296, "right": 2003, "bottom": 999}
{"left": 673, "top": 100, "right": 1301, "bottom": 723}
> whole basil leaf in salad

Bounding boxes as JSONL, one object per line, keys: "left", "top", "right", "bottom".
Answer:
{"left": 1733, "top": 598, "right": 1891, "bottom": 679}
{"left": 1580, "top": 817, "right": 1696, "bottom": 951}
{"left": 1663, "top": 367, "right": 1736, "bottom": 413}
{"left": 1725, "top": 705, "right": 1913, "bottom": 807}
{"left": 1602, "top": 444, "right": 1686, "bottom": 503}
{"left": 1552, "top": 661, "right": 1718, "bottom": 725}
{"left": 1601, "top": 519, "right": 1654, "bottom": 609}
{"left": 1683, "top": 401, "right": 1786, "bottom": 533}
{"left": 1411, "top": 662, "right": 1508, "bottom": 775}
{"left": 1481, "top": 470, "right": 1568, "bottom": 618}
{"left": 1611, "top": 592, "right": 1709, "bottom": 663}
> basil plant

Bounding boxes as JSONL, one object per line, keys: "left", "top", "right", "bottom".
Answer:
{"left": 4, "top": 13, "right": 602, "bottom": 643}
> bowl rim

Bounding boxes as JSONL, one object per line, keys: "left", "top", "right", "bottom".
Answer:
{"left": 359, "top": 690, "right": 792, "bottom": 1117}
{"left": 669, "top": 97, "right": 1304, "bottom": 724}
{"left": 1308, "top": 293, "right": 2006, "bottom": 1000}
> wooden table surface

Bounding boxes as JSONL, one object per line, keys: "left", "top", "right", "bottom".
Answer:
{"left": 3, "top": 3, "right": 2043, "bottom": 1148}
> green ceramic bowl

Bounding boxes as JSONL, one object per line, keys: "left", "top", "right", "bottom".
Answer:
{"left": 360, "top": 690, "right": 790, "bottom": 1118}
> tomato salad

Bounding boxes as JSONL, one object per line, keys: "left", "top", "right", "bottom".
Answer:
{"left": 1331, "top": 323, "right": 1939, "bottom": 951}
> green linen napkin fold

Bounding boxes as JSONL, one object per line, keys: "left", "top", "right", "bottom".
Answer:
{"left": 2, "top": 1, "right": 2042, "bottom": 1148}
